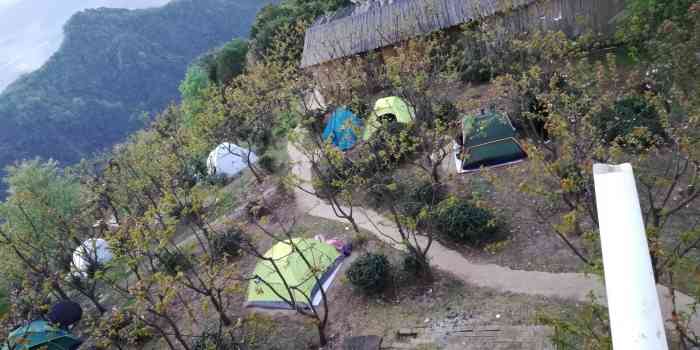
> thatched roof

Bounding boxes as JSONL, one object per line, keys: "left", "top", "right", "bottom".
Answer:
{"left": 300, "top": 0, "right": 535, "bottom": 68}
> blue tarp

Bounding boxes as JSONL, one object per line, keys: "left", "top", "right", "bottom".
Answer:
{"left": 322, "top": 108, "right": 362, "bottom": 151}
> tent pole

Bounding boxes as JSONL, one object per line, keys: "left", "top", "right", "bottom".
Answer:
{"left": 592, "top": 163, "right": 668, "bottom": 349}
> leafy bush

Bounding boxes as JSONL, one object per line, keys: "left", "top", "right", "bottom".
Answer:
{"left": 554, "top": 161, "right": 589, "bottom": 195}
{"left": 398, "top": 178, "right": 445, "bottom": 218}
{"left": 347, "top": 253, "right": 390, "bottom": 294}
{"left": 433, "top": 100, "right": 460, "bottom": 124}
{"left": 193, "top": 329, "right": 243, "bottom": 350}
{"left": 158, "top": 250, "right": 193, "bottom": 276}
{"left": 205, "top": 173, "right": 229, "bottom": 187}
{"left": 593, "top": 96, "right": 666, "bottom": 149}
{"left": 258, "top": 154, "right": 277, "bottom": 174}
{"left": 210, "top": 39, "right": 249, "bottom": 85}
{"left": 458, "top": 25, "right": 502, "bottom": 83}
{"left": 364, "top": 175, "right": 444, "bottom": 218}
{"left": 363, "top": 174, "right": 396, "bottom": 210}
{"left": 432, "top": 197, "right": 500, "bottom": 245}
{"left": 211, "top": 229, "right": 243, "bottom": 260}
{"left": 312, "top": 158, "right": 356, "bottom": 198}
{"left": 184, "top": 157, "right": 209, "bottom": 187}
{"left": 245, "top": 199, "right": 271, "bottom": 222}
{"left": 250, "top": 0, "right": 351, "bottom": 58}
{"left": 402, "top": 253, "right": 424, "bottom": 274}
{"left": 352, "top": 233, "right": 369, "bottom": 248}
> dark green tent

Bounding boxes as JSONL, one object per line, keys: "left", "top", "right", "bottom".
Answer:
{"left": 456, "top": 111, "right": 527, "bottom": 172}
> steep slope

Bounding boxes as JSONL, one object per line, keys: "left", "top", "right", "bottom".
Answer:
{"left": 0, "top": 0, "right": 171, "bottom": 91}
{"left": 0, "top": 0, "right": 266, "bottom": 196}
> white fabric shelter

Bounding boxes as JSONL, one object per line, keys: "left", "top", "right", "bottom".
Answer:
{"left": 72, "top": 238, "right": 113, "bottom": 274}
{"left": 206, "top": 143, "right": 257, "bottom": 177}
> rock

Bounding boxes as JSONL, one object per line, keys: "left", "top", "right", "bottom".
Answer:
{"left": 343, "top": 335, "right": 382, "bottom": 350}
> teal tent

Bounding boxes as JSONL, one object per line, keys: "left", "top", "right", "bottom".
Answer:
{"left": 322, "top": 107, "right": 362, "bottom": 151}
{"left": 456, "top": 111, "right": 527, "bottom": 172}
{"left": 2, "top": 320, "right": 82, "bottom": 350}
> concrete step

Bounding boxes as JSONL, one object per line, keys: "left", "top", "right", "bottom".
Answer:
{"left": 382, "top": 325, "right": 555, "bottom": 350}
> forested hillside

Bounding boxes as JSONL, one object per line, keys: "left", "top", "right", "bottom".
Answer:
{"left": 0, "top": 0, "right": 268, "bottom": 196}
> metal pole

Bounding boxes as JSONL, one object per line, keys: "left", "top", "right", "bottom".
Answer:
{"left": 593, "top": 163, "right": 668, "bottom": 349}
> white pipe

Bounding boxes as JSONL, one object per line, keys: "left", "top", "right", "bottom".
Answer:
{"left": 593, "top": 163, "right": 668, "bottom": 350}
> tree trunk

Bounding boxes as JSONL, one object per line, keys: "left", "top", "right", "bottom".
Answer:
{"left": 431, "top": 162, "right": 441, "bottom": 185}
{"left": 210, "top": 294, "right": 232, "bottom": 327}
{"left": 317, "top": 322, "right": 328, "bottom": 347}
{"left": 346, "top": 216, "right": 360, "bottom": 234}
{"left": 51, "top": 281, "right": 70, "bottom": 300}
{"left": 83, "top": 290, "right": 107, "bottom": 314}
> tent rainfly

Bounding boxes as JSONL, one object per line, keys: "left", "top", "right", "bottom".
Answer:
{"left": 455, "top": 111, "right": 527, "bottom": 173}
{"left": 207, "top": 143, "right": 257, "bottom": 177}
{"left": 362, "top": 96, "right": 415, "bottom": 140}
{"left": 246, "top": 238, "right": 343, "bottom": 309}
{"left": 72, "top": 238, "right": 113, "bottom": 275}
{"left": 322, "top": 107, "right": 363, "bottom": 151}
{"left": 2, "top": 320, "right": 82, "bottom": 350}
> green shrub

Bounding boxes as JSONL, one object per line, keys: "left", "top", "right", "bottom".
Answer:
{"left": 402, "top": 253, "right": 424, "bottom": 274}
{"left": 212, "top": 229, "right": 243, "bottom": 260}
{"left": 347, "top": 253, "right": 390, "bottom": 294}
{"left": 205, "top": 173, "right": 229, "bottom": 187}
{"left": 352, "top": 233, "right": 369, "bottom": 248}
{"left": 554, "top": 161, "right": 589, "bottom": 195}
{"left": 433, "top": 100, "right": 460, "bottom": 124}
{"left": 312, "top": 158, "right": 356, "bottom": 198}
{"left": 193, "top": 329, "right": 242, "bottom": 350}
{"left": 399, "top": 179, "right": 445, "bottom": 219}
{"left": 363, "top": 174, "right": 396, "bottom": 210}
{"left": 432, "top": 197, "right": 500, "bottom": 245}
{"left": 258, "top": 154, "right": 277, "bottom": 174}
{"left": 593, "top": 96, "right": 666, "bottom": 149}
{"left": 364, "top": 175, "right": 444, "bottom": 217}
{"left": 159, "top": 250, "right": 193, "bottom": 276}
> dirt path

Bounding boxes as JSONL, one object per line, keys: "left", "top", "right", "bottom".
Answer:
{"left": 288, "top": 143, "right": 700, "bottom": 334}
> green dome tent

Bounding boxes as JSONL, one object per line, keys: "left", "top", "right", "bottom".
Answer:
{"left": 362, "top": 96, "right": 415, "bottom": 140}
{"left": 2, "top": 320, "right": 82, "bottom": 350}
{"left": 455, "top": 111, "right": 527, "bottom": 173}
{"left": 246, "top": 238, "right": 343, "bottom": 309}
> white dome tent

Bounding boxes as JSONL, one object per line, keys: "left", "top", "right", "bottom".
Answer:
{"left": 207, "top": 143, "right": 257, "bottom": 178}
{"left": 72, "top": 238, "right": 113, "bottom": 276}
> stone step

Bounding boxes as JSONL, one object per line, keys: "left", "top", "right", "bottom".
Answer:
{"left": 382, "top": 325, "right": 555, "bottom": 350}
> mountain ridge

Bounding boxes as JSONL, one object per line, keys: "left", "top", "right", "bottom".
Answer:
{"left": 0, "top": 0, "right": 269, "bottom": 196}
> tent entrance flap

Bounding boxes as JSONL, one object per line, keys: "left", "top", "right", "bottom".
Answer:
{"left": 363, "top": 96, "right": 415, "bottom": 140}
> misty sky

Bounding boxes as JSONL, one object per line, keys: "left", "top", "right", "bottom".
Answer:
{"left": 0, "top": 0, "right": 171, "bottom": 92}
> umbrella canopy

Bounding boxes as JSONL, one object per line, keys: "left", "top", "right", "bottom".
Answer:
{"left": 2, "top": 320, "right": 82, "bottom": 350}
{"left": 362, "top": 96, "right": 415, "bottom": 140}
{"left": 457, "top": 111, "right": 527, "bottom": 172}
{"left": 246, "top": 238, "right": 343, "bottom": 309}
{"left": 322, "top": 107, "right": 363, "bottom": 151}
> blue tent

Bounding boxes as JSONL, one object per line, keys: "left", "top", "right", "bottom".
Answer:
{"left": 322, "top": 108, "right": 362, "bottom": 151}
